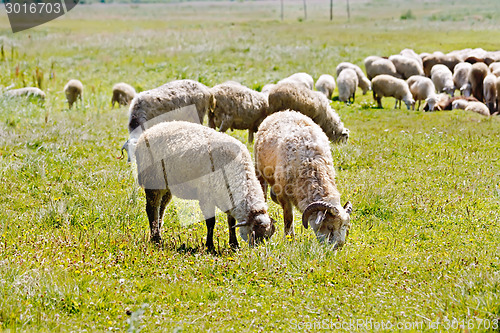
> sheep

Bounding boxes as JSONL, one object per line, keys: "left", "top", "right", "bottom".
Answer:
{"left": 337, "top": 68, "right": 358, "bottom": 104}
{"left": 134, "top": 120, "right": 276, "bottom": 249}
{"left": 315, "top": 74, "right": 336, "bottom": 99}
{"left": 364, "top": 56, "right": 400, "bottom": 80}
{"left": 371, "top": 74, "right": 414, "bottom": 109}
{"left": 426, "top": 95, "right": 478, "bottom": 111}
{"left": 451, "top": 99, "right": 469, "bottom": 110}
{"left": 400, "top": 48, "right": 423, "bottom": 68}
{"left": 406, "top": 75, "right": 438, "bottom": 111}
{"left": 111, "top": 82, "right": 136, "bottom": 108}
{"left": 254, "top": 110, "right": 352, "bottom": 249}
{"left": 278, "top": 72, "right": 314, "bottom": 90}
{"left": 483, "top": 74, "right": 497, "bottom": 114}
{"left": 422, "top": 53, "right": 461, "bottom": 77}
{"left": 124, "top": 79, "right": 215, "bottom": 162}
{"left": 465, "top": 101, "right": 490, "bottom": 116}
{"left": 469, "top": 62, "right": 489, "bottom": 102}
{"left": 496, "top": 77, "right": 500, "bottom": 113}
{"left": 4, "top": 87, "right": 46, "bottom": 100}
{"left": 389, "top": 54, "right": 425, "bottom": 79}
{"left": 431, "top": 64, "right": 455, "bottom": 96}
{"left": 489, "top": 62, "right": 500, "bottom": 73}
{"left": 453, "top": 62, "right": 472, "bottom": 97}
{"left": 335, "top": 62, "right": 371, "bottom": 94}
{"left": 261, "top": 83, "right": 276, "bottom": 96}
{"left": 64, "top": 79, "right": 83, "bottom": 108}
{"left": 209, "top": 82, "right": 268, "bottom": 142}
{"left": 267, "top": 82, "right": 349, "bottom": 143}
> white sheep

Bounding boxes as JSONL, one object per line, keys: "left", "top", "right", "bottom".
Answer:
{"left": 254, "top": 110, "right": 352, "bottom": 248}
{"left": 364, "top": 56, "right": 400, "bottom": 80}
{"left": 335, "top": 62, "right": 371, "bottom": 94}
{"left": 400, "top": 48, "right": 423, "bottom": 68}
{"left": 64, "top": 79, "right": 83, "bottom": 108}
{"left": 209, "top": 82, "right": 268, "bottom": 142}
{"left": 389, "top": 54, "right": 425, "bottom": 79}
{"left": 407, "top": 75, "right": 438, "bottom": 111}
{"left": 134, "top": 120, "right": 276, "bottom": 248}
{"left": 4, "top": 87, "right": 46, "bottom": 100}
{"left": 451, "top": 99, "right": 469, "bottom": 110}
{"left": 465, "top": 101, "right": 490, "bottom": 116}
{"left": 124, "top": 79, "right": 215, "bottom": 162}
{"left": 267, "top": 82, "right": 349, "bottom": 143}
{"left": 278, "top": 72, "right": 314, "bottom": 90}
{"left": 496, "top": 77, "right": 500, "bottom": 113}
{"left": 489, "top": 62, "right": 500, "bottom": 76}
{"left": 315, "top": 74, "right": 336, "bottom": 99}
{"left": 431, "top": 64, "right": 455, "bottom": 96}
{"left": 337, "top": 68, "right": 358, "bottom": 104}
{"left": 372, "top": 74, "right": 414, "bottom": 109}
{"left": 261, "top": 83, "right": 276, "bottom": 96}
{"left": 483, "top": 74, "right": 497, "bottom": 114}
{"left": 111, "top": 82, "right": 136, "bottom": 108}
{"left": 453, "top": 62, "right": 472, "bottom": 97}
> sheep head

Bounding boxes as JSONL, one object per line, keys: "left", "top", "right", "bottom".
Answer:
{"left": 302, "top": 201, "right": 352, "bottom": 249}
{"left": 235, "top": 211, "right": 276, "bottom": 245}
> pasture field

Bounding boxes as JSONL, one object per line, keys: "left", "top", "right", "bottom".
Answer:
{"left": 0, "top": 0, "right": 500, "bottom": 331}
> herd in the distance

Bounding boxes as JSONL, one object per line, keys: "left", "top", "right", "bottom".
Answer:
{"left": 5, "top": 46, "right": 500, "bottom": 252}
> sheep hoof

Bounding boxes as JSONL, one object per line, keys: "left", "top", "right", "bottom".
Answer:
{"left": 150, "top": 234, "right": 162, "bottom": 244}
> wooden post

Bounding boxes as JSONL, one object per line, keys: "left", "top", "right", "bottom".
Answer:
{"left": 330, "top": 0, "right": 333, "bottom": 21}
{"left": 346, "top": 0, "right": 350, "bottom": 21}
{"left": 303, "top": 0, "right": 307, "bottom": 20}
{"left": 281, "top": 0, "right": 284, "bottom": 21}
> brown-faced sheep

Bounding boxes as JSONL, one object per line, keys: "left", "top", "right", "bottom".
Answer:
{"left": 209, "top": 82, "right": 268, "bottom": 142}
{"left": 64, "top": 79, "right": 83, "bottom": 108}
{"left": 111, "top": 82, "right": 136, "bottom": 107}
{"left": 254, "top": 110, "right": 352, "bottom": 248}
{"left": 134, "top": 121, "right": 276, "bottom": 248}
{"left": 267, "top": 82, "right": 349, "bottom": 143}
{"left": 372, "top": 74, "right": 414, "bottom": 109}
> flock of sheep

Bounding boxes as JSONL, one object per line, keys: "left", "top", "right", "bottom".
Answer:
{"left": 5, "top": 46, "right": 500, "bottom": 251}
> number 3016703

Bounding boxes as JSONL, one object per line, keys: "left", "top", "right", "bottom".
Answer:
{"left": 5, "top": 2, "right": 62, "bottom": 14}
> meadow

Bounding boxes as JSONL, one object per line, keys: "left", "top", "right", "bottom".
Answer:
{"left": 0, "top": 0, "right": 500, "bottom": 331}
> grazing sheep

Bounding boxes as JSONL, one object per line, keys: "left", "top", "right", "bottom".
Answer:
{"left": 372, "top": 74, "right": 414, "bottom": 109}
{"left": 453, "top": 62, "right": 472, "bottom": 97}
{"left": 496, "top": 77, "right": 500, "bottom": 113}
{"left": 489, "top": 62, "right": 500, "bottom": 74}
{"left": 469, "top": 62, "right": 489, "bottom": 102}
{"left": 254, "top": 111, "right": 352, "bottom": 248}
{"left": 389, "top": 54, "right": 425, "bottom": 79}
{"left": 4, "top": 87, "right": 46, "bottom": 100}
{"left": 336, "top": 62, "right": 371, "bottom": 94}
{"left": 400, "top": 48, "right": 423, "bottom": 68}
{"left": 407, "top": 75, "right": 438, "bottom": 111}
{"left": 267, "top": 82, "right": 349, "bottom": 143}
{"left": 315, "top": 74, "right": 336, "bottom": 99}
{"left": 431, "top": 64, "right": 455, "bottom": 96}
{"left": 483, "top": 74, "right": 497, "bottom": 114}
{"left": 422, "top": 53, "right": 461, "bottom": 77}
{"left": 135, "top": 121, "right": 276, "bottom": 248}
{"left": 64, "top": 79, "right": 83, "bottom": 108}
{"left": 465, "top": 101, "right": 490, "bottom": 116}
{"left": 364, "top": 56, "right": 400, "bottom": 80}
{"left": 337, "top": 68, "right": 358, "bottom": 103}
{"left": 278, "top": 72, "right": 314, "bottom": 90}
{"left": 111, "top": 82, "right": 136, "bottom": 107}
{"left": 209, "top": 82, "right": 268, "bottom": 142}
{"left": 125, "top": 79, "right": 215, "bottom": 162}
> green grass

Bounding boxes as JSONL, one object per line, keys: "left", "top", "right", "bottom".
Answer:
{"left": 1, "top": 0, "right": 500, "bottom": 331}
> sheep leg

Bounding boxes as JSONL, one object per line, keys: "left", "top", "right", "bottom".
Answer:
{"left": 199, "top": 203, "right": 216, "bottom": 251}
{"left": 158, "top": 190, "right": 172, "bottom": 230}
{"left": 374, "top": 91, "right": 382, "bottom": 108}
{"left": 227, "top": 214, "right": 239, "bottom": 249}
{"left": 145, "top": 189, "right": 164, "bottom": 244}
{"left": 248, "top": 130, "right": 254, "bottom": 143}
{"left": 280, "top": 199, "right": 294, "bottom": 237}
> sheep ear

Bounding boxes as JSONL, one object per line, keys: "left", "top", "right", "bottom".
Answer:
{"left": 343, "top": 202, "right": 353, "bottom": 215}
